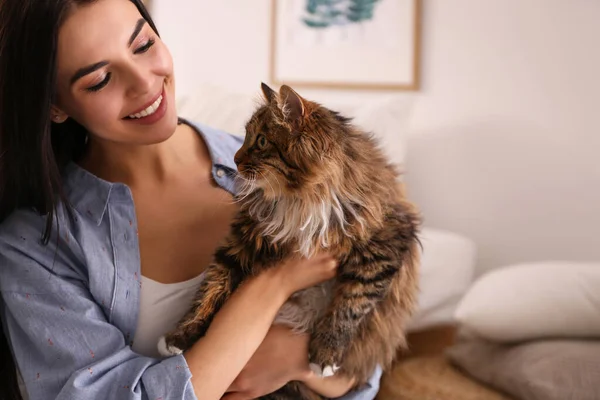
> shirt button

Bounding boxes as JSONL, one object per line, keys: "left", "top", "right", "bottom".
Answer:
{"left": 216, "top": 169, "right": 225, "bottom": 178}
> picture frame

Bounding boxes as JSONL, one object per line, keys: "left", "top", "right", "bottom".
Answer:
{"left": 269, "top": 0, "right": 422, "bottom": 91}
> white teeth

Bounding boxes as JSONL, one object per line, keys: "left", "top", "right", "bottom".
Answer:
{"left": 128, "top": 95, "right": 163, "bottom": 119}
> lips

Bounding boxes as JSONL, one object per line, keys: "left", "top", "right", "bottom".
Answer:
{"left": 124, "top": 86, "right": 164, "bottom": 119}
{"left": 123, "top": 86, "right": 168, "bottom": 125}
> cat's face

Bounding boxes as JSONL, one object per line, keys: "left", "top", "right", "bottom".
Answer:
{"left": 234, "top": 84, "right": 347, "bottom": 199}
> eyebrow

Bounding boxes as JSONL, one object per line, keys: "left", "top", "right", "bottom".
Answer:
{"left": 70, "top": 61, "right": 109, "bottom": 85}
{"left": 69, "top": 19, "right": 147, "bottom": 85}
{"left": 128, "top": 18, "right": 147, "bottom": 46}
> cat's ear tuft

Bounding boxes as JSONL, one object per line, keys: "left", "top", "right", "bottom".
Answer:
{"left": 261, "top": 82, "right": 277, "bottom": 103}
{"left": 278, "top": 85, "right": 306, "bottom": 122}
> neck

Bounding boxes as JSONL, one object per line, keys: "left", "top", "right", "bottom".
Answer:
{"left": 78, "top": 123, "right": 209, "bottom": 189}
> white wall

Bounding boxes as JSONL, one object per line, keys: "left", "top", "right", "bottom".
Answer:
{"left": 153, "top": 0, "right": 600, "bottom": 273}
{"left": 153, "top": 0, "right": 600, "bottom": 134}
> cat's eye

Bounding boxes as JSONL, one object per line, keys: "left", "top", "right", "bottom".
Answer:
{"left": 256, "top": 135, "right": 268, "bottom": 149}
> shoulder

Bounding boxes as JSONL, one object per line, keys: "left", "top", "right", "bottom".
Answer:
{"left": 182, "top": 118, "right": 244, "bottom": 166}
{"left": 0, "top": 207, "right": 51, "bottom": 249}
{"left": 0, "top": 205, "right": 85, "bottom": 292}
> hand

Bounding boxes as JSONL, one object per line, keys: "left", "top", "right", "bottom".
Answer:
{"left": 274, "top": 252, "right": 338, "bottom": 297}
{"left": 222, "top": 324, "right": 311, "bottom": 400}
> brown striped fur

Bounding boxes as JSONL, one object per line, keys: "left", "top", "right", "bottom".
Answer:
{"left": 164, "top": 84, "right": 421, "bottom": 399}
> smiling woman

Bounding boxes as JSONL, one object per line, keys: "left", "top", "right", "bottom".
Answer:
{"left": 0, "top": 1, "right": 382, "bottom": 400}
{"left": 52, "top": 1, "right": 179, "bottom": 150}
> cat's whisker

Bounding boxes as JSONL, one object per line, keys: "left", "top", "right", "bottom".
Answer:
{"left": 230, "top": 176, "right": 251, "bottom": 204}
{"left": 258, "top": 170, "right": 276, "bottom": 197}
{"left": 232, "top": 172, "right": 259, "bottom": 204}
{"left": 256, "top": 171, "right": 278, "bottom": 221}
{"left": 262, "top": 169, "right": 283, "bottom": 198}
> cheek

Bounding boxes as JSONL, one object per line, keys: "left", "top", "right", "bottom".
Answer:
{"left": 78, "top": 93, "right": 123, "bottom": 126}
{"left": 58, "top": 90, "right": 124, "bottom": 140}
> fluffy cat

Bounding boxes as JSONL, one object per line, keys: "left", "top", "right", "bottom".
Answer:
{"left": 162, "top": 83, "right": 421, "bottom": 399}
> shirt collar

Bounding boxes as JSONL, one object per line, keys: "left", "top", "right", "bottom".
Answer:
{"left": 180, "top": 118, "right": 239, "bottom": 172}
{"left": 62, "top": 162, "right": 114, "bottom": 226}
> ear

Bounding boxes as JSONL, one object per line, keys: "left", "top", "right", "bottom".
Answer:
{"left": 261, "top": 82, "right": 277, "bottom": 103}
{"left": 50, "top": 105, "right": 68, "bottom": 124}
{"left": 278, "top": 85, "right": 306, "bottom": 122}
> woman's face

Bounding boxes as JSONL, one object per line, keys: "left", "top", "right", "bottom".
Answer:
{"left": 54, "top": 0, "right": 178, "bottom": 146}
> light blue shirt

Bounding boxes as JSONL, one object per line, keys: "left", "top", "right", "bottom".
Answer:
{"left": 0, "top": 120, "right": 382, "bottom": 399}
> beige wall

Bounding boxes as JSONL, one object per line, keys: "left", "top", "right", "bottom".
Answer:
{"left": 154, "top": 0, "right": 599, "bottom": 134}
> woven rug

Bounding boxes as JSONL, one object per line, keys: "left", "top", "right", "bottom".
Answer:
{"left": 376, "top": 355, "right": 513, "bottom": 400}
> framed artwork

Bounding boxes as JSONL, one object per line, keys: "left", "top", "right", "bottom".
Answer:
{"left": 269, "top": 0, "right": 422, "bottom": 91}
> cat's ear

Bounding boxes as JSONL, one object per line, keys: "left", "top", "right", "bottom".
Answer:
{"left": 261, "top": 82, "right": 277, "bottom": 103}
{"left": 278, "top": 85, "right": 306, "bottom": 122}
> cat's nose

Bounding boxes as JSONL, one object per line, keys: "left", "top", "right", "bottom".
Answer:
{"left": 234, "top": 152, "right": 243, "bottom": 166}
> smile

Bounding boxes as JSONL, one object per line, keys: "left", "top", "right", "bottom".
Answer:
{"left": 127, "top": 94, "right": 163, "bottom": 119}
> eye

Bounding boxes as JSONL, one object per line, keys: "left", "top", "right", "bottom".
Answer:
{"left": 134, "top": 38, "right": 156, "bottom": 54}
{"left": 256, "top": 134, "right": 268, "bottom": 149}
{"left": 86, "top": 72, "right": 112, "bottom": 92}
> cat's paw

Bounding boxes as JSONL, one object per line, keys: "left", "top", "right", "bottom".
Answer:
{"left": 157, "top": 335, "right": 183, "bottom": 357}
{"left": 309, "top": 362, "right": 341, "bottom": 378}
{"left": 308, "top": 333, "right": 344, "bottom": 377}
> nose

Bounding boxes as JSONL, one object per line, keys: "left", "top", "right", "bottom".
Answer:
{"left": 125, "top": 64, "right": 153, "bottom": 98}
{"left": 234, "top": 151, "right": 244, "bottom": 166}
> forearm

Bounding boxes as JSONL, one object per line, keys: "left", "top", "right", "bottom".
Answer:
{"left": 303, "top": 374, "right": 356, "bottom": 398}
{"left": 183, "top": 269, "right": 288, "bottom": 400}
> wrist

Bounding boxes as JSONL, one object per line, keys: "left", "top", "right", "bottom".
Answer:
{"left": 252, "top": 266, "right": 292, "bottom": 305}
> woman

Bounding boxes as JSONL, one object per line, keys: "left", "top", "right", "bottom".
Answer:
{"left": 0, "top": 0, "right": 383, "bottom": 399}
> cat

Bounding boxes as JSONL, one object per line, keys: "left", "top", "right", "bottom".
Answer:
{"left": 162, "top": 83, "right": 421, "bottom": 399}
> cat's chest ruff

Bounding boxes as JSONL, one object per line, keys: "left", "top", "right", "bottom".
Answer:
{"left": 248, "top": 192, "right": 359, "bottom": 257}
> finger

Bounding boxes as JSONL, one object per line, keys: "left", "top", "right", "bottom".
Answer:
{"left": 320, "top": 258, "right": 338, "bottom": 272}
{"left": 324, "top": 258, "right": 337, "bottom": 267}
{"left": 311, "top": 254, "right": 335, "bottom": 266}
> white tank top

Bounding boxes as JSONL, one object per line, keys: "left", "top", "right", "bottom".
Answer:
{"left": 132, "top": 273, "right": 205, "bottom": 358}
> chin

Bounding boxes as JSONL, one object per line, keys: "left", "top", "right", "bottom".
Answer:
{"left": 148, "top": 116, "right": 179, "bottom": 145}
{"left": 131, "top": 102, "right": 179, "bottom": 145}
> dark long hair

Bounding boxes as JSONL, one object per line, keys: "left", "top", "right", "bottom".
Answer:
{"left": 0, "top": 1, "right": 159, "bottom": 398}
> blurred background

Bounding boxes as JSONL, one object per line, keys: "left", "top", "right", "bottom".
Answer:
{"left": 148, "top": 1, "right": 599, "bottom": 398}
{"left": 153, "top": 0, "right": 598, "bottom": 135}
{"left": 150, "top": 0, "right": 600, "bottom": 271}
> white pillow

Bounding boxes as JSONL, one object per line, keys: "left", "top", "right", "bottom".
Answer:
{"left": 406, "top": 228, "right": 477, "bottom": 332}
{"left": 176, "top": 84, "right": 413, "bottom": 167}
{"left": 454, "top": 261, "right": 600, "bottom": 342}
